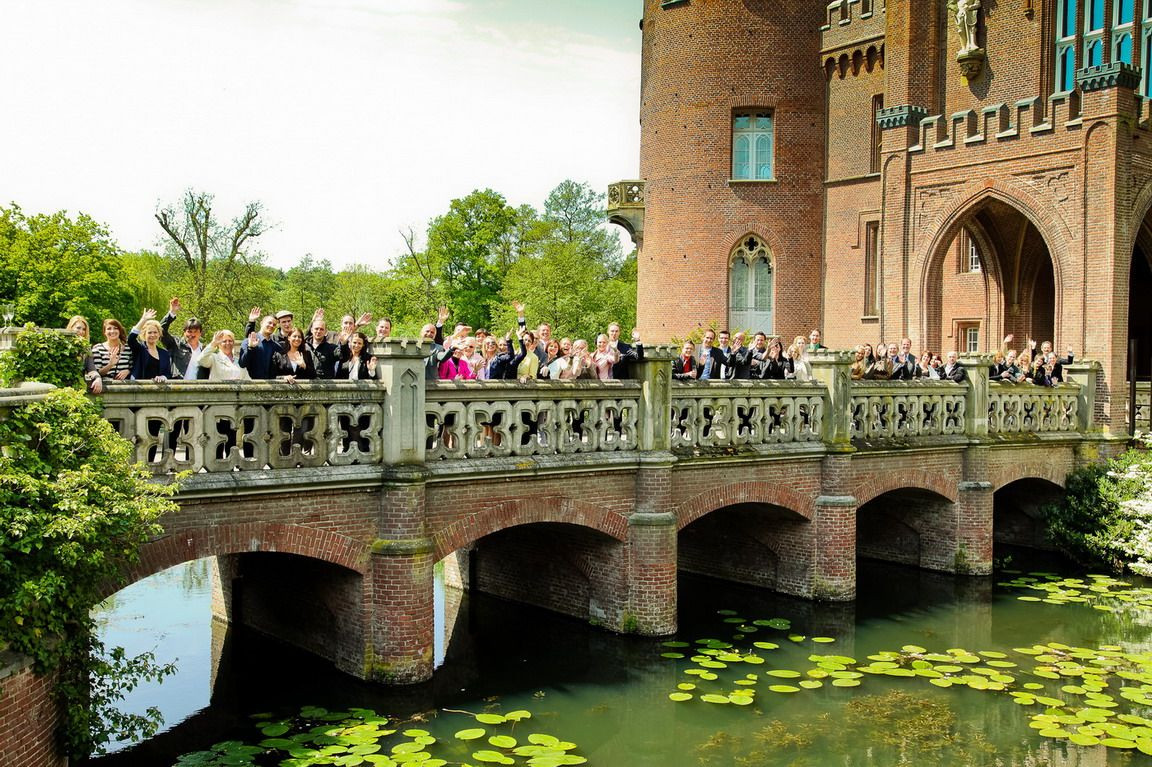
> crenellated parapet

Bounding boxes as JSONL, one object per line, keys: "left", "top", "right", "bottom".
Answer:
{"left": 821, "top": 0, "right": 885, "bottom": 55}
{"left": 906, "top": 92, "right": 1083, "bottom": 156}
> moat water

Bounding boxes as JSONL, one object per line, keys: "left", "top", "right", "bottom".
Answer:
{"left": 86, "top": 550, "right": 1152, "bottom": 767}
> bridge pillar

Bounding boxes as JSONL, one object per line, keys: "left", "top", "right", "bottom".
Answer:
{"left": 956, "top": 446, "right": 994, "bottom": 575}
{"left": 367, "top": 472, "right": 435, "bottom": 684}
{"left": 814, "top": 454, "right": 857, "bottom": 601}
{"left": 627, "top": 453, "right": 677, "bottom": 635}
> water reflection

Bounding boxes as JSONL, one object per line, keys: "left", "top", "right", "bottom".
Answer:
{"left": 87, "top": 551, "right": 1152, "bottom": 766}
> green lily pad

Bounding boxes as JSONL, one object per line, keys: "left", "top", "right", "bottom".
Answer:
{"left": 455, "top": 729, "right": 486, "bottom": 741}
{"left": 669, "top": 692, "right": 693, "bottom": 702}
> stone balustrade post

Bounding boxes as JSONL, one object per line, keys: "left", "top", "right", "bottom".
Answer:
{"left": 960, "top": 353, "right": 994, "bottom": 438}
{"left": 632, "top": 345, "right": 675, "bottom": 453}
{"left": 1064, "top": 360, "right": 1101, "bottom": 433}
{"left": 809, "top": 352, "right": 854, "bottom": 450}
{"left": 373, "top": 340, "right": 429, "bottom": 466}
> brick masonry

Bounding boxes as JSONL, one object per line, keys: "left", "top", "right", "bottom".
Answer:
{"left": 632, "top": 0, "right": 1152, "bottom": 431}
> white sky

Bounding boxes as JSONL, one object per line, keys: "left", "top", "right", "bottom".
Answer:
{"left": 1, "top": 0, "right": 642, "bottom": 270}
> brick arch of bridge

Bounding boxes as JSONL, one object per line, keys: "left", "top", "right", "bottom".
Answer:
{"left": 853, "top": 470, "right": 959, "bottom": 508}
{"left": 432, "top": 497, "right": 629, "bottom": 560}
{"left": 915, "top": 177, "right": 1073, "bottom": 347}
{"left": 990, "top": 462, "right": 1068, "bottom": 493}
{"left": 675, "top": 481, "right": 814, "bottom": 531}
{"left": 116, "top": 522, "right": 369, "bottom": 598}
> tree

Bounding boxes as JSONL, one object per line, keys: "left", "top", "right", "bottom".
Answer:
{"left": 425, "top": 189, "right": 521, "bottom": 329}
{"left": 0, "top": 205, "right": 136, "bottom": 326}
{"left": 0, "top": 388, "right": 178, "bottom": 755}
{"left": 273, "top": 253, "right": 337, "bottom": 321}
{"left": 543, "top": 180, "right": 624, "bottom": 271}
{"left": 155, "top": 191, "right": 269, "bottom": 328}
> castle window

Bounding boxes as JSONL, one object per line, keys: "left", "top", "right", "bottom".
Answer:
{"left": 1056, "top": 0, "right": 1077, "bottom": 91}
{"left": 1116, "top": 0, "right": 1136, "bottom": 64}
{"left": 1084, "top": 0, "right": 1105, "bottom": 66}
{"left": 731, "top": 113, "right": 774, "bottom": 181}
{"left": 864, "top": 221, "right": 880, "bottom": 316}
{"left": 729, "top": 235, "right": 773, "bottom": 332}
{"left": 967, "top": 235, "right": 982, "bottom": 273}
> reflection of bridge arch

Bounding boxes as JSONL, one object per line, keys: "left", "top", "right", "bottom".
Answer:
{"left": 676, "top": 481, "right": 814, "bottom": 530}
{"left": 854, "top": 470, "right": 958, "bottom": 507}
{"left": 432, "top": 497, "right": 628, "bottom": 560}
{"left": 122, "top": 522, "right": 368, "bottom": 597}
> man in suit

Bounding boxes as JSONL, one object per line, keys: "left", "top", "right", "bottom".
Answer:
{"left": 890, "top": 338, "right": 920, "bottom": 380}
{"left": 159, "top": 297, "right": 205, "bottom": 379}
{"left": 726, "top": 331, "right": 756, "bottom": 379}
{"left": 307, "top": 318, "right": 341, "bottom": 378}
{"left": 941, "top": 351, "right": 968, "bottom": 383}
{"left": 238, "top": 313, "right": 280, "bottom": 380}
{"left": 697, "top": 329, "right": 727, "bottom": 381}
{"left": 421, "top": 306, "right": 452, "bottom": 380}
{"left": 608, "top": 322, "right": 642, "bottom": 379}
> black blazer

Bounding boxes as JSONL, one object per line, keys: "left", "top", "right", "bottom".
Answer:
{"left": 307, "top": 339, "right": 341, "bottom": 379}
{"left": 611, "top": 340, "right": 642, "bottom": 379}
{"left": 671, "top": 356, "right": 700, "bottom": 380}
{"left": 758, "top": 355, "right": 788, "bottom": 380}
{"left": 890, "top": 355, "right": 920, "bottom": 380}
{"left": 335, "top": 356, "right": 375, "bottom": 380}
{"left": 271, "top": 349, "right": 318, "bottom": 379}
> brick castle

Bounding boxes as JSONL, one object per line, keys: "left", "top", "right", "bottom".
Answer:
{"left": 615, "top": 0, "right": 1152, "bottom": 429}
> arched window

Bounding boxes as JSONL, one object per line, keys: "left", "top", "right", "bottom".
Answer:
{"left": 1085, "top": 38, "right": 1103, "bottom": 67}
{"left": 731, "top": 113, "right": 774, "bottom": 181}
{"left": 1085, "top": 0, "right": 1105, "bottom": 67}
{"left": 729, "top": 235, "right": 773, "bottom": 333}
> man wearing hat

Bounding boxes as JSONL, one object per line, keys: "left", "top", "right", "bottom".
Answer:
{"left": 160, "top": 297, "right": 207, "bottom": 379}
{"left": 271, "top": 309, "right": 294, "bottom": 352}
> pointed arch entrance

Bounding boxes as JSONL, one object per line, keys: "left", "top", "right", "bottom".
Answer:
{"left": 922, "top": 197, "right": 1059, "bottom": 355}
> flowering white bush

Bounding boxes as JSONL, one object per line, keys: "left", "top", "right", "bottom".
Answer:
{"left": 1110, "top": 458, "right": 1152, "bottom": 576}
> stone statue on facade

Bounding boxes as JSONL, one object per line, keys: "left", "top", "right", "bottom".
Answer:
{"left": 949, "top": 0, "right": 985, "bottom": 79}
{"left": 954, "top": 0, "right": 980, "bottom": 54}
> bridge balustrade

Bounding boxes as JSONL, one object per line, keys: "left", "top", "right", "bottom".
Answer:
{"left": 849, "top": 380, "right": 967, "bottom": 440}
{"left": 987, "top": 382, "right": 1082, "bottom": 435}
{"left": 424, "top": 380, "right": 641, "bottom": 460}
{"left": 0, "top": 346, "right": 1105, "bottom": 485}
{"left": 670, "top": 380, "right": 825, "bottom": 449}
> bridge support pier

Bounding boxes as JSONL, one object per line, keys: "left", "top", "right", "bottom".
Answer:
{"left": 626, "top": 512, "right": 677, "bottom": 635}
{"left": 367, "top": 476, "right": 435, "bottom": 684}
{"left": 812, "top": 494, "right": 857, "bottom": 600}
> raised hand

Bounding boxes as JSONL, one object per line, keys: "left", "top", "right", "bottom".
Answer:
{"left": 437, "top": 306, "right": 450, "bottom": 324}
{"left": 356, "top": 312, "right": 372, "bottom": 327}
{"left": 139, "top": 308, "right": 157, "bottom": 325}
{"left": 367, "top": 357, "right": 378, "bottom": 375}
{"left": 249, "top": 306, "right": 262, "bottom": 322}
{"left": 169, "top": 297, "right": 181, "bottom": 315}
{"left": 513, "top": 301, "right": 525, "bottom": 315}
{"left": 248, "top": 332, "right": 260, "bottom": 347}
{"left": 311, "top": 308, "right": 324, "bottom": 323}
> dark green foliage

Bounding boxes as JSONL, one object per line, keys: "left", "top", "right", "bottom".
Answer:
{"left": 0, "top": 324, "right": 87, "bottom": 388}
{"left": 0, "top": 388, "right": 179, "bottom": 755}
{"left": 1039, "top": 448, "right": 1152, "bottom": 573}
{"left": 0, "top": 204, "right": 137, "bottom": 327}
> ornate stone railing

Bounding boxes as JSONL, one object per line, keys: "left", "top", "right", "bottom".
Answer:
{"left": 80, "top": 346, "right": 1107, "bottom": 486}
{"left": 425, "top": 381, "right": 641, "bottom": 461}
{"left": 670, "top": 381, "right": 825, "bottom": 450}
{"left": 1133, "top": 381, "right": 1151, "bottom": 429}
{"left": 100, "top": 382, "right": 388, "bottom": 476}
{"left": 849, "top": 380, "right": 967, "bottom": 441}
{"left": 987, "top": 382, "right": 1081, "bottom": 435}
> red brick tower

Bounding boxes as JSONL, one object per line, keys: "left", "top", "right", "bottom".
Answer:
{"left": 637, "top": 0, "right": 826, "bottom": 342}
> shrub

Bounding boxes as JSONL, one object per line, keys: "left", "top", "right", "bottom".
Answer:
{"left": 0, "top": 323, "right": 86, "bottom": 389}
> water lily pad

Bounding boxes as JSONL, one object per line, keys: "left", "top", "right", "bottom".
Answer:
{"left": 799, "top": 680, "right": 824, "bottom": 689}
{"left": 768, "top": 685, "right": 800, "bottom": 693}
{"left": 489, "top": 735, "right": 517, "bottom": 749}
{"left": 831, "top": 678, "right": 861, "bottom": 688}
{"left": 475, "top": 714, "right": 507, "bottom": 725}
{"left": 660, "top": 652, "right": 685, "bottom": 659}
{"left": 811, "top": 637, "right": 836, "bottom": 643}
{"left": 700, "top": 694, "right": 731, "bottom": 704}
{"left": 455, "top": 729, "right": 486, "bottom": 741}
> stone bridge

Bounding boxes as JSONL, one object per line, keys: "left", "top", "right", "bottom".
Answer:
{"left": 81, "top": 344, "right": 1122, "bottom": 685}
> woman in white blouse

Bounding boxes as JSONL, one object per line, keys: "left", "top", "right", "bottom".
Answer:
{"left": 197, "top": 330, "right": 250, "bottom": 381}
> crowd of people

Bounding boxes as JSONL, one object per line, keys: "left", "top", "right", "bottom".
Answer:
{"left": 63, "top": 299, "right": 644, "bottom": 392}
{"left": 62, "top": 299, "right": 1073, "bottom": 392}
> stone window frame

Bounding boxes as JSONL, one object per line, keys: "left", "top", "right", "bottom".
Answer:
{"left": 730, "top": 111, "right": 775, "bottom": 182}
{"left": 728, "top": 234, "right": 775, "bottom": 333}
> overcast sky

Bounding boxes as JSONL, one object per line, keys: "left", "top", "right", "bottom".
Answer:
{"left": 1, "top": 0, "right": 642, "bottom": 269}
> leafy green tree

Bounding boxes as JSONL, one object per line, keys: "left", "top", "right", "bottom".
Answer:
{"left": 120, "top": 250, "right": 176, "bottom": 320}
{"left": 0, "top": 205, "right": 136, "bottom": 326}
{"left": 273, "top": 253, "right": 337, "bottom": 321}
{"left": 155, "top": 191, "right": 270, "bottom": 329}
{"left": 425, "top": 189, "right": 521, "bottom": 329}
{"left": 0, "top": 388, "right": 178, "bottom": 755}
{"left": 543, "top": 180, "right": 624, "bottom": 271}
